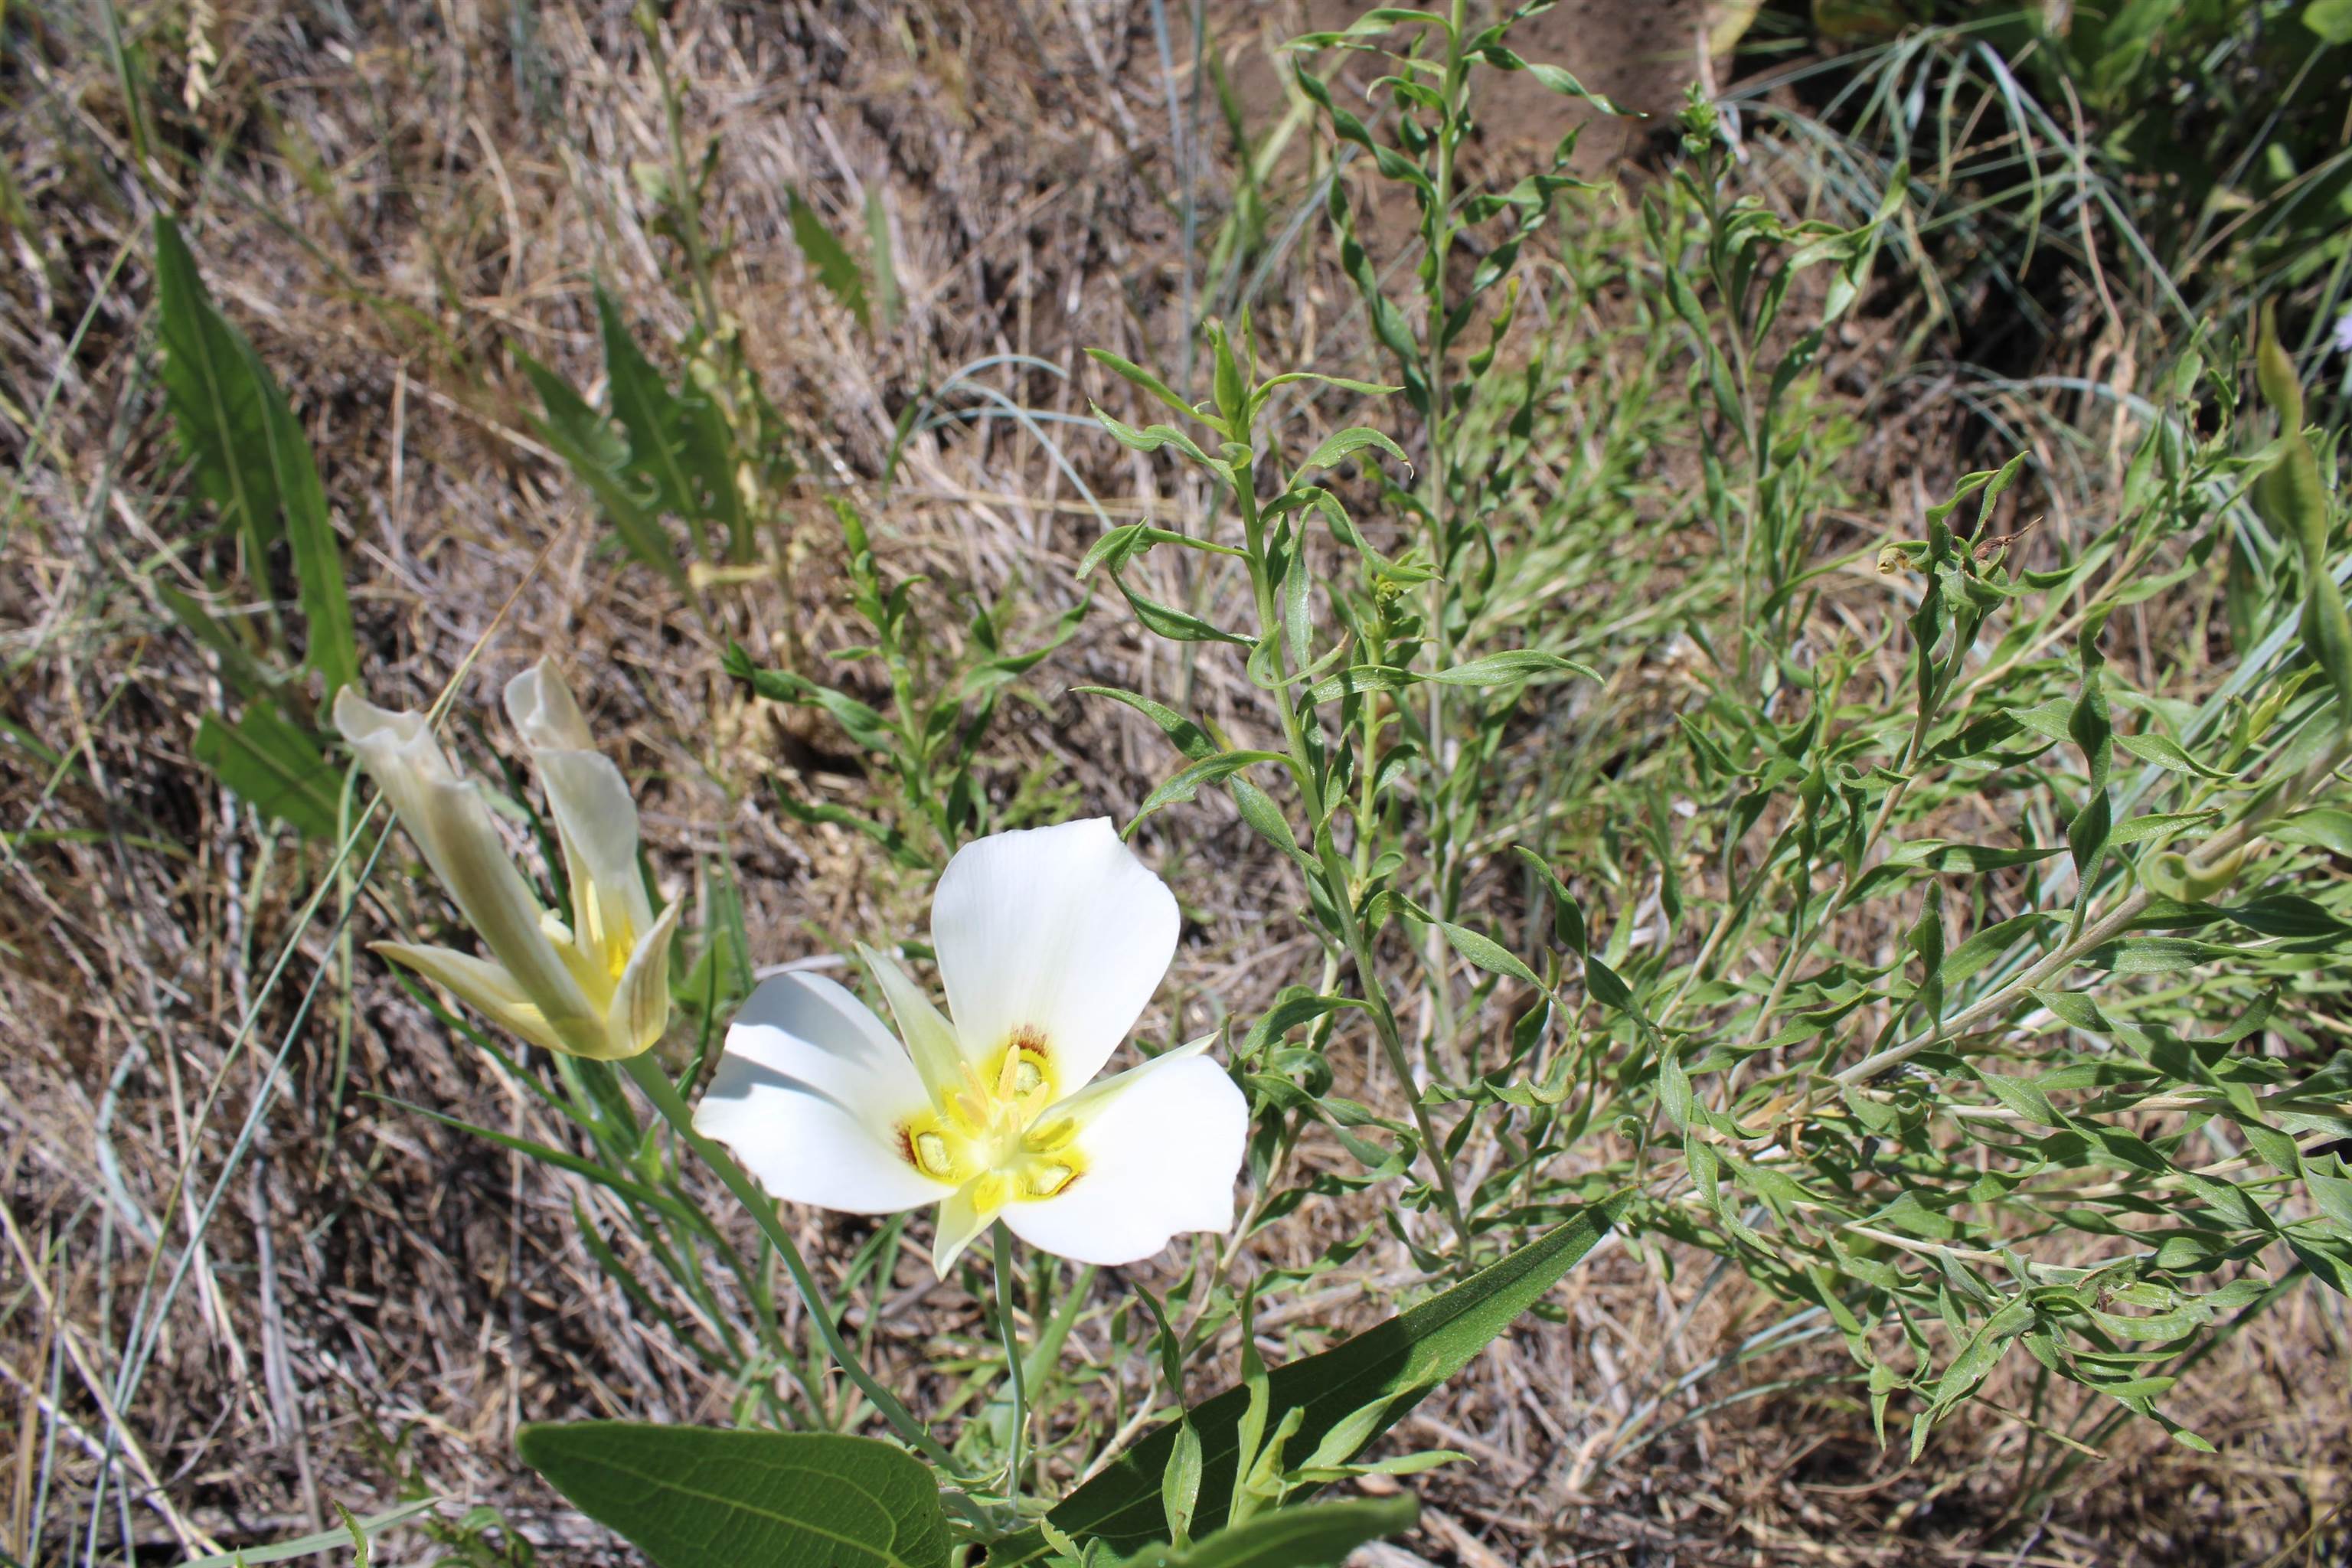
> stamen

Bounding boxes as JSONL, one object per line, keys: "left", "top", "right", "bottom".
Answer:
{"left": 1024, "top": 1118, "right": 1076, "bottom": 1155}
{"left": 1025, "top": 1163, "right": 1076, "bottom": 1198}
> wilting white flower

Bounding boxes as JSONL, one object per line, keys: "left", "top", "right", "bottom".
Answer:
{"left": 335, "top": 660, "right": 678, "bottom": 1060}
{"left": 694, "top": 818, "right": 1246, "bottom": 1276}
{"left": 2335, "top": 309, "right": 2352, "bottom": 356}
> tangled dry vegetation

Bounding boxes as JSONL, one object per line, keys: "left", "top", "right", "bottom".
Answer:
{"left": 2, "top": 2, "right": 2346, "bottom": 1564}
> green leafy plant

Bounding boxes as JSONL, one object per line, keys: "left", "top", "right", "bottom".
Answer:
{"left": 152, "top": 214, "right": 358, "bottom": 837}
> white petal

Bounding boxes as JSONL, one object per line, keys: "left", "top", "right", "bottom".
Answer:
{"left": 502, "top": 660, "right": 596, "bottom": 753}
{"left": 411, "top": 773, "right": 600, "bottom": 1046}
{"left": 932, "top": 818, "right": 1180, "bottom": 1090}
{"left": 604, "top": 898, "right": 681, "bottom": 1059}
{"left": 335, "top": 687, "right": 463, "bottom": 802}
{"left": 693, "top": 972, "right": 946, "bottom": 1215}
{"left": 535, "top": 750, "right": 656, "bottom": 954}
{"left": 374, "top": 940, "right": 573, "bottom": 1058}
{"left": 858, "top": 943, "right": 971, "bottom": 1110}
{"left": 505, "top": 664, "right": 654, "bottom": 956}
{"left": 1002, "top": 1054, "right": 1246, "bottom": 1266}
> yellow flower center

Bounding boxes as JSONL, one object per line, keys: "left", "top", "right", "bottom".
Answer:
{"left": 897, "top": 1037, "right": 1084, "bottom": 1214}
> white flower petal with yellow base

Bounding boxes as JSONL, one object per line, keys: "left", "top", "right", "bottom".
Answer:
{"left": 505, "top": 662, "right": 655, "bottom": 987}
{"left": 1001, "top": 1047, "right": 1246, "bottom": 1266}
{"left": 694, "top": 818, "right": 1247, "bottom": 1278}
{"left": 693, "top": 971, "right": 948, "bottom": 1214}
{"left": 931, "top": 817, "right": 1179, "bottom": 1090}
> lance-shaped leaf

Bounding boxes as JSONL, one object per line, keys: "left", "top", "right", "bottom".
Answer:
{"left": 516, "top": 348, "right": 686, "bottom": 587}
{"left": 789, "top": 189, "right": 872, "bottom": 332}
{"left": 1114, "top": 1496, "right": 1419, "bottom": 1568}
{"left": 155, "top": 216, "right": 358, "bottom": 698}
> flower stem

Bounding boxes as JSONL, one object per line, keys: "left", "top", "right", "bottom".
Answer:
{"left": 619, "top": 1053, "right": 958, "bottom": 1472}
{"left": 991, "top": 1222, "right": 1030, "bottom": 1504}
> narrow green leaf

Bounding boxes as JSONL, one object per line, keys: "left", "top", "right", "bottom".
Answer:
{"left": 1075, "top": 685, "right": 1217, "bottom": 761}
{"left": 1134, "top": 751, "right": 1292, "bottom": 824}
{"left": 194, "top": 706, "right": 341, "bottom": 840}
{"left": 1084, "top": 347, "right": 1220, "bottom": 432}
{"left": 518, "top": 348, "right": 686, "bottom": 586}
{"left": 155, "top": 216, "right": 356, "bottom": 697}
{"left": 1436, "top": 920, "right": 1542, "bottom": 988}
{"left": 789, "top": 189, "right": 871, "bottom": 331}
{"left": 1292, "top": 426, "right": 1410, "bottom": 479}
{"left": 1122, "top": 1497, "right": 1419, "bottom": 1568}
{"left": 1423, "top": 650, "right": 1596, "bottom": 687}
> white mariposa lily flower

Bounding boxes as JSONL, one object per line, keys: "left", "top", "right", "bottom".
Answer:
{"left": 693, "top": 818, "right": 1247, "bottom": 1276}
{"left": 335, "top": 659, "right": 678, "bottom": 1060}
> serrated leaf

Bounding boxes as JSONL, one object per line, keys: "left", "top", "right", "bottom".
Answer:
{"left": 518, "top": 1425, "right": 949, "bottom": 1568}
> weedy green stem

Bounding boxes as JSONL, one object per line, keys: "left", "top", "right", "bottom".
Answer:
{"left": 1833, "top": 730, "right": 2352, "bottom": 1086}
{"left": 1231, "top": 459, "right": 1475, "bottom": 1256}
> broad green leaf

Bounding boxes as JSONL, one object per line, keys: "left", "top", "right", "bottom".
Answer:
{"left": 155, "top": 214, "right": 286, "bottom": 561}
{"left": 2274, "top": 808, "right": 2352, "bottom": 857}
{"left": 992, "top": 1195, "right": 1628, "bottom": 1564}
{"left": 789, "top": 189, "right": 872, "bottom": 331}
{"left": 194, "top": 705, "right": 341, "bottom": 840}
{"left": 2308, "top": 0, "right": 2352, "bottom": 44}
{"left": 157, "top": 583, "right": 283, "bottom": 707}
{"left": 518, "top": 1424, "right": 949, "bottom": 1568}
{"left": 1116, "top": 1497, "right": 1419, "bottom": 1568}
